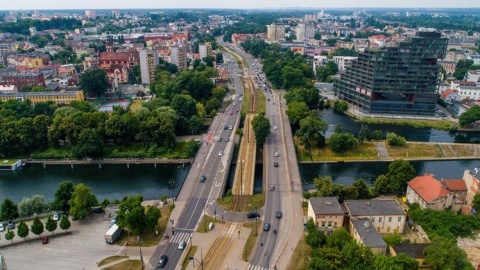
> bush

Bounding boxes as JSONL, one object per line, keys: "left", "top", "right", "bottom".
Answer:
{"left": 329, "top": 132, "right": 359, "bottom": 152}
{"left": 386, "top": 132, "right": 407, "bottom": 146}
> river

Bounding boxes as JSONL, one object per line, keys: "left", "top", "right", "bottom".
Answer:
{"left": 0, "top": 163, "right": 189, "bottom": 203}
{"left": 320, "top": 109, "right": 480, "bottom": 143}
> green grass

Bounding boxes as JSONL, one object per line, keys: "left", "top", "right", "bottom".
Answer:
{"left": 286, "top": 235, "right": 312, "bottom": 270}
{"left": 296, "top": 139, "right": 379, "bottom": 162}
{"left": 360, "top": 117, "right": 459, "bottom": 131}
{"left": 128, "top": 100, "right": 143, "bottom": 112}
{"left": 182, "top": 245, "right": 198, "bottom": 269}
{"left": 104, "top": 259, "right": 142, "bottom": 270}
{"left": 196, "top": 214, "right": 224, "bottom": 233}
{"left": 242, "top": 222, "right": 260, "bottom": 261}
{"left": 256, "top": 87, "right": 266, "bottom": 114}
{"left": 98, "top": 256, "right": 126, "bottom": 267}
{"left": 0, "top": 159, "right": 20, "bottom": 165}
{"left": 217, "top": 193, "right": 265, "bottom": 212}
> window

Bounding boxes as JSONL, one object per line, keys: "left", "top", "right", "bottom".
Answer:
{"left": 378, "top": 217, "right": 382, "bottom": 222}
{"left": 388, "top": 217, "right": 392, "bottom": 222}
{"left": 328, "top": 221, "right": 332, "bottom": 228}
{"left": 321, "top": 221, "right": 326, "bottom": 228}
{"left": 398, "top": 217, "right": 401, "bottom": 222}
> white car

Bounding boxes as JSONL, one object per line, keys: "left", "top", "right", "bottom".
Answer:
{"left": 53, "top": 212, "right": 59, "bottom": 221}
{"left": 274, "top": 152, "right": 279, "bottom": 157}
{"left": 178, "top": 241, "right": 187, "bottom": 250}
{"left": 218, "top": 151, "right": 223, "bottom": 156}
{"left": 0, "top": 223, "right": 4, "bottom": 232}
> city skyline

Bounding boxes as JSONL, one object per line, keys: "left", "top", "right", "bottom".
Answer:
{"left": 1, "top": 0, "right": 479, "bottom": 11}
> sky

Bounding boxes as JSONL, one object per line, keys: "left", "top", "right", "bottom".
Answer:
{"left": 1, "top": 0, "right": 479, "bottom": 10}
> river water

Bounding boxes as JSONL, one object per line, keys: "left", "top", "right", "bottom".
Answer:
{"left": 0, "top": 163, "right": 189, "bottom": 203}
{"left": 320, "top": 109, "right": 480, "bottom": 143}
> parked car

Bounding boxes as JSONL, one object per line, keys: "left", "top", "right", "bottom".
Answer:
{"left": 158, "top": 255, "right": 168, "bottom": 268}
{"left": 7, "top": 220, "right": 15, "bottom": 229}
{"left": 247, "top": 212, "right": 260, "bottom": 219}
{"left": 41, "top": 236, "right": 49, "bottom": 244}
{"left": 0, "top": 223, "right": 4, "bottom": 232}
{"left": 53, "top": 212, "right": 60, "bottom": 221}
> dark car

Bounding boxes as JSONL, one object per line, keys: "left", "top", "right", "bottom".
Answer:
{"left": 7, "top": 220, "right": 15, "bottom": 229}
{"left": 273, "top": 162, "right": 279, "bottom": 167}
{"left": 263, "top": 222, "right": 271, "bottom": 231}
{"left": 158, "top": 255, "right": 168, "bottom": 268}
{"left": 247, "top": 212, "right": 260, "bottom": 219}
{"left": 276, "top": 211, "right": 282, "bottom": 219}
{"left": 200, "top": 175, "right": 206, "bottom": 182}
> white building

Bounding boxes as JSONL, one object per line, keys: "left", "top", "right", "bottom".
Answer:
{"left": 139, "top": 48, "right": 159, "bottom": 85}
{"left": 313, "top": 56, "right": 328, "bottom": 74}
{"left": 171, "top": 46, "right": 187, "bottom": 71}
{"left": 333, "top": 56, "right": 358, "bottom": 72}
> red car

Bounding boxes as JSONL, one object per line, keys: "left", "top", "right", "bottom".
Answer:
{"left": 236, "top": 108, "right": 239, "bottom": 112}
{"left": 230, "top": 111, "right": 233, "bottom": 115}
{"left": 41, "top": 236, "right": 49, "bottom": 244}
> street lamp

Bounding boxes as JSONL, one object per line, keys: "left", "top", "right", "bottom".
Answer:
{"left": 168, "top": 179, "right": 175, "bottom": 202}
{"left": 241, "top": 160, "right": 245, "bottom": 196}
{"left": 137, "top": 236, "right": 144, "bottom": 269}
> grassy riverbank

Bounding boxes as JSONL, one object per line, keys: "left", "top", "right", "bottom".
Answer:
{"left": 25, "top": 141, "right": 199, "bottom": 160}
{"left": 359, "top": 116, "right": 459, "bottom": 131}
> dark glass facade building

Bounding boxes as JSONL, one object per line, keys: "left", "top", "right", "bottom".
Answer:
{"left": 334, "top": 32, "right": 448, "bottom": 115}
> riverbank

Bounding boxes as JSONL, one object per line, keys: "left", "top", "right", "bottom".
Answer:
{"left": 22, "top": 157, "right": 192, "bottom": 166}
{"left": 297, "top": 140, "right": 480, "bottom": 163}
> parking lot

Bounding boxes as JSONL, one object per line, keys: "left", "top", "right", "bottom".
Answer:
{"left": 0, "top": 213, "right": 120, "bottom": 270}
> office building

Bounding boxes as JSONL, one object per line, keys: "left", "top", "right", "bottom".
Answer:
{"left": 139, "top": 49, "right": 159, "bottom": 85}
{"left": 333, "top": 32, "right": 448, "bottom": 115}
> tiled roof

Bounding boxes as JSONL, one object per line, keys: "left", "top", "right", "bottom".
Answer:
{"left": 345, "top": 200, "right": 406, "bottom": 216}
{"left": 309, "top": 197, "right": 344, "bottom": 215}
{"left": 440, "top": 89, "right": 457, "bottom": 99}
{"left": 442, "top": 179, "right": 467, "bottom": 191}
{"left": 407, "top": 174, "right": 448, "bottom": 203}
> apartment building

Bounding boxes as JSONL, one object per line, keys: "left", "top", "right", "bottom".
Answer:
{"left": 170, "top": 46, "right": 187, "bottom": 71}
{"left": 139, "top": 48, "right": 159, "bottom": 85}
{"left": 0, "top": 90, "right": 84, "bottom": 105}
{"left": 345, "top": 200, "right": 406, "bottom": 234}
{"left": 307, "top": 197, "right": 345, "bottom": 236}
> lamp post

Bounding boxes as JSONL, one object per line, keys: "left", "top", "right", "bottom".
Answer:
{"left": 169, "top": 179, "right": 175, "bottom": 202}
{"left": 137, "top": 236, "right": 144, "bottom": 269}
{"left": 256, "top": 214, "right": 258, "bottom": 236}
{"left": 241, "top": 160, "right": 245, "bottom": 196}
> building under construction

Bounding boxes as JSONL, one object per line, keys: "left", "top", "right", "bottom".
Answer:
{"left": 333, "top": 32, "right": 448, "bottom": 115}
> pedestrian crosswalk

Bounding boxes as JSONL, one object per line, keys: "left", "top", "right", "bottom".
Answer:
{"left": 246, "top": 264, "right": 270, "bottom": 270}
{"left": 170, "top": 232, "right": 192, "bottom": 244}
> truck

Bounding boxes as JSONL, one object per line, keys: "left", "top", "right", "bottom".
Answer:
{"left": 105, "top": 224, "right": 122, "bottom": 244}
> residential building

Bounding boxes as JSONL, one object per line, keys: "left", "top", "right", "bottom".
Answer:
{"left": 438, "top": 60, "right": 456, "bottom": 75}
{"left": 350, "top": 219, "right": 387, "bottom": 254}
{"left": 307, "top": 197, "right": 345, "bottom": 235}
{"left": 312, "top": 55, "right": 328, "bottom": 75}
{"left": 199, "top": 42, "right": 212, "bottom": 60}
{"left": 440, "top": 89, "right": 460, "bottom": 104}
{"left": 2, "top": 73, "right": 45, "bottom": 90}
{"left": 83, "top": 55, "right": 99, "bottom": 70}
{"left": 466, "top": 70, "right": 480, "bottom": 83}
{"left": 139, "top": 48, "right": 159, "bottom": 85}
{"left": 406, "top": 174, "right": 467, "bottom": 211}
{"left": 0, "top": 90, "right": 84, "bottom": 105}
{"left": 0, "top": 85, "right": 17, "bottom": 94}
{"left": 457, "top": 85, "right": 480, "bottom": 101}
{"left": 170, "top": 46, "right": 187, "bottom": 71}
{"left": 462, "top": 169, "right": 480, "bottom": 212}
{"left": 266, "top": 23, "right": 285, "bottom": 41}
{"left": 333, "top": 32, "right": 448, "bottom": 115}
{"left": 344, "top": 199, "right": 406, "bottom": 234}
{"left": 85, "top": 10, "right": 96, "bottom": 19}
{"left": 333, "top": 56, "right": 358, "bottom": 73}
{"left": 98, "top": 42, "right": 139, "bottom": 84}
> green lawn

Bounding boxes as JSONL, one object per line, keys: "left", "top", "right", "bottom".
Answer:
{"left": 0, "top": 159, "right": 20, "bottom": 165}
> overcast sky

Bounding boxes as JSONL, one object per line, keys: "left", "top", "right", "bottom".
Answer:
{"left": 1, "top": 0, "right": 479, "bottom": 10}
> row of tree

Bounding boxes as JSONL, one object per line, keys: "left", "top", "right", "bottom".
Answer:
{"left": 2, "top": 216, "right": 71, "bottom": 244}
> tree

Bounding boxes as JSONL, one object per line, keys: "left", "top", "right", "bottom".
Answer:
{"left": 385, "top": 160, "right": 416, "bottom": 194}
{"left": 306, "top": 229, "right": 327, "bottom": 248}
{"left": 5, "top": 230, "right": 15, "bottom": 244}
{"left": 459, "top": 105, "right": 480, "bottom": 127}
{"left": 17, "top": 221, "right": 29, "bottom": 242}
{"left": 386, "top": 132, "right": 407, "bottom": 147}
{"left": 53, "top": 181, "right": 75, "bottom": 214}
{"left": 316, "top": 61, "right": 338, "bottom": 82}
{"left": 79, "top": 69, "right": 109, "bottom": 97}
{"left": 0, "top": 198, "right": 19, "bottom": 220}
{"left": 374, "top": 174, "right": 391, "bottom": 194}
{"left": 72, "top": 128, "right": 105, "bottom": 158}
{"left": 45, "top": 216, "right": 57, "bottom": 235}
{"left": 205, "top": 98, "right": 222, "bottom": 114}
{"left": 170, "top": 94, "right": 197, "bottom": 118}
{"left": 296, "top": 111, "right": 328, "bottom": 150}
{"left": 31, "top": 217, "right": 44, "bottom": 238}
{"left": 424, "top": 239, "right": 473, "bottom": 270}
{"left": 333, "top": 100, "right": 348, "bottom": 112}
{"left": 286, "top": 101, "right": 309, "bottom": 128}
{"left": 473, "top": 193, "right": 480, "bottom": 211}
{"left": 357, "top": 123, "right": 369, "bottom": 144}
{"left": 373, "top": 253, "right": 418, "bottom": 270}
{"left": 251, "top": 113, "right": 271, "bottom": 147}
{"left": 59, "top": 215, "right": 71, "bottom": 232}
{"left": 116, "top": 195, "right": 160, "bottom": 235}
{"left": 69, "top": 183, "right": 98, "bottom": 220}
{"left": 18, "top": 195, "right": 46, "bottom": 217}
{"left": 329, "top": 132, "right": 358, "bottom": 152}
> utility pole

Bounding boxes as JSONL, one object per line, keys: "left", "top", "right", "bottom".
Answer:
{"left": 137, "top": 236, "right": 143, "bottom": 270}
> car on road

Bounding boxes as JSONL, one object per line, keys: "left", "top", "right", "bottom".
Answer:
{"left": 225, "top": 138, "right": 229, "bottom": 142}
{"left": 229, "top": 125, "right": 233, "bottom": 130}
{"left": 218, "top": 151, "right": 223, "bottom": 156}
{"left": 53, "top": 212, "right": 59, "bottom": 221}
{"left": 274, "top": 152, "right": 279, "bottom": 157}
{"left": 236, "top": 107, "right": 239, "bottom": 112}
{"left": 276, "top": 211, "right": 282, "bottom": 219}
{"left": 274, "top": 126, "right": 277, "bottom": 130}
{"left": 0, "top": 223, "right": 4, "bottom": 232}
{"left": 230, "top": 111, "right": 233, "bottom": 115}
{"left": 263, "top": 223, "right": 271, "bottom": 231}
{"left": 158, "top": 255, "right": 168, "bottom": 268}
{"left": 7, "top": 220, "right": 15, "bottom": 229}
{"left": 200, "top": 175, "right": 206, "bottom": 182}
{"left": 273, "top": 162, "right": 279, "bottom": 167}
{"left": 247, "top": 212, "right": 260, "bottom": 219}
{"left": 223, "top": 125, "right": 228, "bottom": 130}
{"left": 269, "top": 185, "right": 275, "bottom": 191}
{"left": 178, "top": 241, "right": 187, "bottom": 250}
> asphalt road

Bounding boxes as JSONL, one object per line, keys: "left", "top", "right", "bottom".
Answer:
{"left": 155, "top": 50, "right": 245, "bottom": 270}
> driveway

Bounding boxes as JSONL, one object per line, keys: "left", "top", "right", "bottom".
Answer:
{"left": 0, "top": 213, "right": 121, "bottom": 270}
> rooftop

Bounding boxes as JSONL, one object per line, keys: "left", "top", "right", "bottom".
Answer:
{"left": 352, "top": 219, "right": 387, "bottom": 248}
{"left": 408, "top": 174, "right": 448, "bottom": 203}
{"left": 309, "top": 197, "right": 344, "bottom": 215}
{"left": 345, "top": 199, "right": 406, "bottom": 216}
